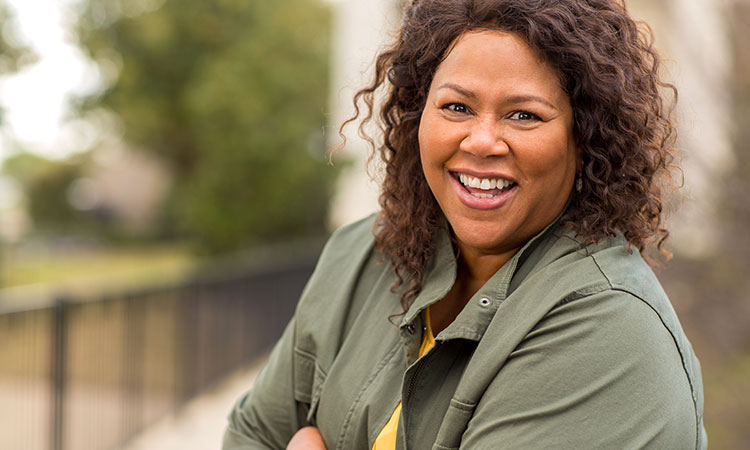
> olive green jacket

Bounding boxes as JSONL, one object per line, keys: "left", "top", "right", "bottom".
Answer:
{"left": 223, "top": 214, "right": 706, "bottom": 449}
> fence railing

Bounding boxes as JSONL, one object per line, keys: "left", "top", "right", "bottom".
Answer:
{"left": 0, "top": 241, "right": 322, "bottom": 450}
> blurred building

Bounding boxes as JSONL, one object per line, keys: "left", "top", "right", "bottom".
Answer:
{"left": 82, "top": 146, "right": 170, "bottom": 233}
{"left": 328, "top": 0, "right": 735, "bottom": 262}
{"left": 629, "top": 0, "right": 734, "bottom": 259}
{"left": 327, "top": 0, "right": 400, "bottom": 228}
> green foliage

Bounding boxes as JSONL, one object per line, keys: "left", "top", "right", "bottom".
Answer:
{"left": 1, "top": 152, "right": 56, "bottom": 185}
{"left": 2, "top": 152, "right": 92, "bottom": 231}
{"left": 25, "top": 162, "right": 81, "bottom": 229}
{"left": 0, "top": 1, "right": 36, "bottom": 73}
{"left": 75, "top": 0, "right": 335, "bottom": 252}
{"left": 0, "top": 1, "right": 38, "bottom": 125}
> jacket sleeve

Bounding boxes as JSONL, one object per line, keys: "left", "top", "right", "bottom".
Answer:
{"left": 222, "top": 213, "right": 377, "bottom": 449}
{"left": 459, "top": 290, "right": 701, "bottom": 450}
{"left": 222, "top": 318, "right": 309, "bottom": 450}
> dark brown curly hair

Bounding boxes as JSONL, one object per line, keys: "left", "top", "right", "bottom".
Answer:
{"left": 342, "top": 0, "right": 678, "bottom": 309}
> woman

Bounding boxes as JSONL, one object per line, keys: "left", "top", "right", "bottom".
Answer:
{"left": 224, "top": 0, "right": 706, "bottom": 448}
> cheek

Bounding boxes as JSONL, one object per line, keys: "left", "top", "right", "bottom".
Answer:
{"left": 522, "top": 133, "right": 576, "bottom": 178}
{"left": 418, "top": 114, "right": 442, "bottom": 168}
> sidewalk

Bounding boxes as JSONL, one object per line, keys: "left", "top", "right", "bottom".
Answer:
{"left": 122, "top": 357, "right": 267, "bottom": 450}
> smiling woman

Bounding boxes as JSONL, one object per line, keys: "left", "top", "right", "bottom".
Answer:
{"left": 223, "top": 1, "right": 706, "bottom": 449}
{"left": 418, "top": 30, "right": 580, "bottom": 294}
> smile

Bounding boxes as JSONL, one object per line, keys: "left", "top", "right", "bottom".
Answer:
{"left": 457, "top": 173, "right": 516, "bottom": 198}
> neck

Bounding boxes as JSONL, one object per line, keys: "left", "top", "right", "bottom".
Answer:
{"left": 457, "top": 246, "right": 517, "bottom": 288}
{"left": 429, "top": 251, "right": 513, "bottom": 335}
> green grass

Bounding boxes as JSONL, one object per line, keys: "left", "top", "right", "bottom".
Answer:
{"left": 0, "top": 243, "right": 198, "bottom": 294}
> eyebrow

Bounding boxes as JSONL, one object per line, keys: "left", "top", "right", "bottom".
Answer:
{"left": 437, "top": 82, "right": 477, "bottom": 99}
{"left": 436, "top": 83, "right": 558, "bottom": 110}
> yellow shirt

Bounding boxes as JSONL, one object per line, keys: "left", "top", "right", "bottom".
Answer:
{"left": 372, "top": 308, "right": 435, "bottom": 450}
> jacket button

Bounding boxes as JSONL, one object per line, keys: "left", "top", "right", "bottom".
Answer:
{"left": 479, "top": 297, "right": 491, "bottom": 307}
{"left": 406, "top": 324, "right": 416, "bottom": 334}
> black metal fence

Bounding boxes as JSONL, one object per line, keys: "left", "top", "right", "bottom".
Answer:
{"left": 0, "top": 243, "right": 322, "bottom": 450}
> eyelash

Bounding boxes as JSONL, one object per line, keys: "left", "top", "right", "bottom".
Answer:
{"left": 442, "top": 103, "right": 469, "bottom": 114}
{"left": 441, "top": 103, "right": 541, "bottom": 122}
{"left": 510, "top": 111, "right": 540, "bottom": 121}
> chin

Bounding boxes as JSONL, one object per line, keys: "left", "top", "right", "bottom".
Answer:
{"left": 451, "top": 221, "right": 514, "bottom": 255}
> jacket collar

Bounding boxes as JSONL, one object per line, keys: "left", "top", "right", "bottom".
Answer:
{"left": 400, "top": 211, "right": 568, "bottom": 342}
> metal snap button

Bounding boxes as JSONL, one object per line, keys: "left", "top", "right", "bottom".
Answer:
{"left": 479, "top": 297, "right": 491, "bottom": 307}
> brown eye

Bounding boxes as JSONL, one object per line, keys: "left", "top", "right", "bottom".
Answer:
{"left": 443, "top": 103, "right": 468, "bottom": 113}
{"left": 510, "top": 111, "right": 539, "bottom": 121}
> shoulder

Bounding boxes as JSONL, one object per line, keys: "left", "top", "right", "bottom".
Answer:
{"left": 292, "top": 212, "right": 396, "bottom": 355}
{"left": 512, "top": 228, "right": 705, "bottom": 446}
{"left": 299, "top": 213, "right": 379, "bottom": 299}
{"left": 534, "top": 227, "right": 673, "bottom": 309}
{"left": 545, "top": 230, "right": 700, "bottom": 379}
{"left": 464, "top": 231, "right": 705, "bottom": 448}
{"left": 465, "top": 285, "right": 702, "bottom": 449}
{"left": 517, "top": 230, "right": 694, "bottom": 386}
{"left": 317, "top": 213, "right": 378, "bottom": 267}
{"left": 547, "top": 227, "right": 703, "bottom": 394}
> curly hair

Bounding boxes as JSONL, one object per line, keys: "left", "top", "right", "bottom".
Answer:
{"left": 342, "top": 0, "right": 677, "bottom": 310}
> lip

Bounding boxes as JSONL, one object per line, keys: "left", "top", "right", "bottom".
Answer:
{"left": 449, "top": 170, "right": 517, "bottom": 211}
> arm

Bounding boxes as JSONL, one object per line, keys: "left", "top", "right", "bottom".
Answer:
{"left": 460, "top": 291, "right": 699, "bottom": 449}
{"left": 223, "top": 215, "right": 377, "bottom": 449}
{"left": 223, "top": 319, "right": 310, "bottom": 450}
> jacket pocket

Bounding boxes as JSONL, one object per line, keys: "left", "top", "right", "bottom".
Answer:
{"left": 432, "top": 397, "right": 476, "bottom": 450}
{"left": 293, "top": 346, "right": 327, "bottom": 424}
{"left": 432, "top": 444, "right": 458, "bottom": 450}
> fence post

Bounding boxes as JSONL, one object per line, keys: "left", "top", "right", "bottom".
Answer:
{"left": 50, "top": 296, "right": 69, "bottom": 450}
{"left": 122, "top": 294, "right": 145, "bottom": 442}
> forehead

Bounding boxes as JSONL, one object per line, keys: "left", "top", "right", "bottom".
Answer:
{"left": 431, "top": 30, "right": 565, "bottom": 98}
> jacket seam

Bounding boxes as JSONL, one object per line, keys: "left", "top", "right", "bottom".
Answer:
{"left": 592, "top": 249, "right": 699, "bottom": 448}
{"left": 590, "top": 254, "right": 615, "bottom": 289}
{"left": 294, "top": 346, "right": 322, "bottom": 366}
{"left": 610, "top": 284, "right": 701, "bottom": 450}
{"left": 334, "top": 340, "right": 402, "bottom": 450}
{"left": 432, "top": 444, "right": 457, "bottom": 450}
{"left": 449, "top": 398, "right": 476, "bottom": 411}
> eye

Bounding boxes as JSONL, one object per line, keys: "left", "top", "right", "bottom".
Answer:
{"left": 441, "top": 103, "right": 469, "bottom": 114}
{"left": 509, "top": 111, "right": 540, "bottom": 121}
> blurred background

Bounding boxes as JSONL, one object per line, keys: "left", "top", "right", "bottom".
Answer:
{"left": 0, "top": 0, "right": 747, "bottom": 449}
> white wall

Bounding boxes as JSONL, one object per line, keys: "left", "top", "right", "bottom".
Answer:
{"left": 630, "top": 0, "right": 732, "bottom": 258}
{"left": 327, "top": 0, "right": 401, "bottom": 228}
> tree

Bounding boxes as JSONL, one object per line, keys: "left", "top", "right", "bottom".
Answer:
{"left": 1, "top": 152, "right": 100, "bottom": 233}
{"left": 0, "top": 1, "right": 37, "bottom": 124}
{"left": 75, "top": 0, "right": 335, "bottom": 252}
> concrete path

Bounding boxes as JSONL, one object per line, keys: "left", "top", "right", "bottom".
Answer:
{"left": 121, "top": 357, "right": 267, "bottom": 450}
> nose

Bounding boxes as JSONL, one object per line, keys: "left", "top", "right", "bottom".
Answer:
{"left": 459, "top": 115, "right": 509, "bottom": 157}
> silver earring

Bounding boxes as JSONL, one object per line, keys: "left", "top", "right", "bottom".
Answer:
{"left": 575, "top": 174, "right": 582, "bottom": 192}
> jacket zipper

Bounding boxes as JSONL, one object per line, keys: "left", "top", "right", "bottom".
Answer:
{"left": 406, "top": 357, "right": 426, "bottom": 402}
{"left": 404, "top": 342, "right": 437, "bottom": 422}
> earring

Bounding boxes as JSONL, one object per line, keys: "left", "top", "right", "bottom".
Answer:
{"left": 575, "top": 174, "right": 583, "bottom": 193}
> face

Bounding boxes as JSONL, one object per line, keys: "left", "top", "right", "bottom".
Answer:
{"left": 419, "top": 30, "right": 580, "bottom": 265}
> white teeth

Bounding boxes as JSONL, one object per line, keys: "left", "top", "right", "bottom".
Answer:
{"left": 458, "top": 173, "right": 512, "bottom": 191}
